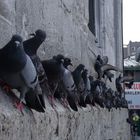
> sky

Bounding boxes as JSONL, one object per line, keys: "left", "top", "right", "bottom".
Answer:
{"left": 123, "top": 0, "right": 140, "bottom": 45}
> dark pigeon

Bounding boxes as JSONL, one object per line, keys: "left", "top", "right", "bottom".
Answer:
{"left": 91, "top": 80, "right": 106, "bottom": 108}
{"left": 115, "top": 74, "right": 134, "bottom": 97}
{"left": 89, "top": 75, "right": 96, "bottom": 106}
{"left": 42, "top": 54, "right": 65, "bottom": 107}
{"left": 81, "top": 69, "right": 93, "bottom": 105}
{"left": 94, "top": 55, "right": 121, "bottom": 80}
{"left": 72, "top": 64, "right": 86, "bottom": 107}
{"left": 94, "top": 55, "right": 103, "bottom": 79}
{"left": 72, "top": 64, "right": 85, "bottom": 88}
{"left": 124, "top": 80, "right": 134, "bottom": 89}
{"left": 0, "top": 35, "right": 38, "bottom": 113}
{"left": 104, "top": 88, "right": 114, "bottom": 111}
{"left": 120, "top": 75, "right": 134, "bottom": 89}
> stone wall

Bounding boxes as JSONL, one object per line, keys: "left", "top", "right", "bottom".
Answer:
{"left": 0, "top": 0, "right": 123, "bottom": 74}
{"left": 0, "top": 0, "right": 123, "bottom": 73}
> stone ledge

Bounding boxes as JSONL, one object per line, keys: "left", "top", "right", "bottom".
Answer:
{"left": 0, "top": 88, "right": 130, "bottom": 140}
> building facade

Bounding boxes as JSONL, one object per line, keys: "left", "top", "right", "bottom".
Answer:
{"left": 0, "top": 0, "right": 123, "bottom": 74}
{"left": 124, "top": 41, "right": 140, "bottom": 58}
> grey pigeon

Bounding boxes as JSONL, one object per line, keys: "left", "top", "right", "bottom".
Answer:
{"left": 0, "top": 35, "right": 38, "bottom": 113}
{"left": 61, "top": 62, "right": 78, "bottom": 111}
{"left": 23, "top": 29, "right": 47, "bottom": 112}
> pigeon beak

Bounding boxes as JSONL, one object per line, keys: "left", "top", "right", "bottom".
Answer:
{"left": 29, "top": 33, "right": 36, "bottom": 37}
{"left": 15, "top": 41, "right": 20, "bottom": 47}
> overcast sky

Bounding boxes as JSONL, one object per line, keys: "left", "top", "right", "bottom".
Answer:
{"left": 123, "top": 0, "right": 140, "bottom": 45}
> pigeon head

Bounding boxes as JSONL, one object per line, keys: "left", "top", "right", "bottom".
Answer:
{"left": 35, "top": 29, "right": 46, "bottom": 40}
{"left": 77, "top": 64, "right": 85, "bottom": 71}
{"left": 96, "top": 55, "right": 103, "bottom": 65}
{"left": 89, "top": 75, "right": 94, "bottom": 81}
{"left": 30, "top": 29, "right": 46, "bottom": 42}
{"left": 53, "top": 54, "right": 65, "bottom": 64}
{"left": 84, "top": 69, "right": 88, "bottom": 74}
{"left": 24, "top": 29, "right": 46, "bottom": 55}
{"left": 97, "top": 55, "right": 101, "bottom": 60}
{"left": 118, "top": 74, "right": 122, "bottom": 79}
{"left": 11, "top": 34, "right": 23, "bottom": 43}
{"left": 5, "top": 34, "right": 23, "bottom": 51}
{"left": 64, "top": 57, "right": 73, "bottom": 68}
{"left": 82, "top": 69, "right": 88, "bottom": 76}
{"left": 12, "top": 35, "right": 23, "bottom": 49}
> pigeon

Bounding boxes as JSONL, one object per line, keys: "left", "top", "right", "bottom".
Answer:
{"left": 81, "top": 69, "right": 93, "bottom": 105}
{"left": 60, "top": 62, "right": 78, "bottom": 111}
{"left": 91, "top": 80, "right": 105, "bottom": 108}
{"left": 94, "top": 55, "right": 121, "bottom": 80}
{"left": 23, "top": 29, "right": 47, "bottom": 111}
{"left": 120, "top": 75, "right": 134, "bottom": 89}
{"left": 72, "top": 64, "right": 86, "bottom": 107}
{"left": 72, "top": 64, "right": 85, "bottom": 88}
{"left": 88, "top": 75, "right": 96, "bottom": 106}
{"left": 94, "top": 55, "right": 103, "bottom": 79}
{"left": 23, "top": 29, "right": 47, "bottom": 86}
{"left": 124, "top": 80, "right": 134, "bottom": 89}
{"left": 0, "top": 35, "right": 38, "bottom": 113}
{"left": 42, "top": 54, "right": 65, "bottom": 107}
{"left": 104, "top": 88, "right": 114, "bottom": 111}
{"left": 25, "top": 83, "right": 45, "bottom": 112}
{"left": 115, "top": 74, "right": 134, "bottom": 96}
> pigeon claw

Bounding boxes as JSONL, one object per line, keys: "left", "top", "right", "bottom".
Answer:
{"left": 0, "top": 81, "right": 12, "bottom": 92}
{"left": 3, "top": 85, "right": 12, "bottom": 92}
{"left": 61, "top": 98, "right": 69, "bottom": 108}
{"left": 14, "top": 101, "right": 24, "bottom": 114}
{"left": 48, "top": 96, "right": 56, "bottom": 108}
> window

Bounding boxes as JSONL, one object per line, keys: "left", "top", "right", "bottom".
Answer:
{"left": 88, "top": 0, "right": 100, "bottom": 44}
{"left": 88, "top": 0, "right": 96, "bottom": 35}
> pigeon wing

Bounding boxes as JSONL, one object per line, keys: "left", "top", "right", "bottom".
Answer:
{"left": 101, "top": 64, "right": 122, "bottom": 72}
{"left": 20, "top": 55, "right": 38, "bottom": 89}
